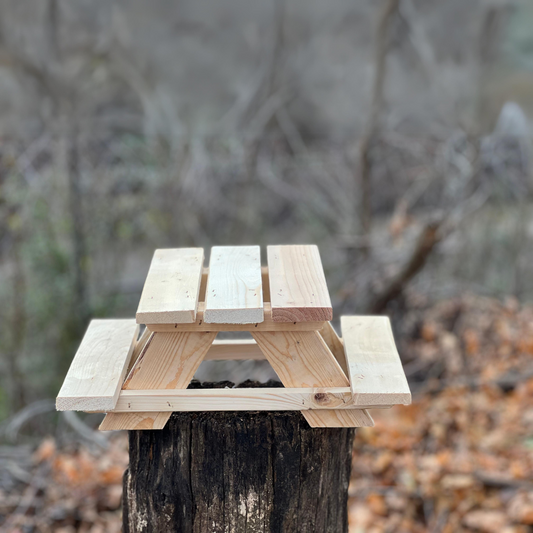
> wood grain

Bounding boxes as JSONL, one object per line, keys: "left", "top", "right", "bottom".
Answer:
{"left": 127, "top": 327, "right": 153, "bottom": 374}
{"left": 110, "top": 387, "right": 389, "bottom": 412}
{"left": 252, "top": 331, "right": 349, "bottom": 388}
{"left": 56, "top": 319, "right": 139, "bottom": 411}
{"left": 204, "top": 246, "right": 264, "bottom": 324}
{"left": 124, "top": 331, "right": 216, "bottom": 390}
{"left": 146, "top": 302, "right": 325, "bottom": 332}
{"left": 99, "top": 330, "right": 215, "bottom": 431}
{"left": 99, "top": 411, "right": 170, "bottom": 431}
{"left": 253, "top": 330, "right": 371, "bottom": 427}
{"left": 267, "top": 245, "right": 333, "bottom": 322}
{"left": 320, "top": 322, "right": 349, "bottom": 376}
{"left": 205, "top": 339, "right": 264, "bottom": 360}
{"left": 304, "top": 409, "right": 373, "bottom": 428}
{"left": 136, "top": 248, "right": 204, "bottom": 324}
{"left": 341, "top": 316, "right": 411, "bottom": 405}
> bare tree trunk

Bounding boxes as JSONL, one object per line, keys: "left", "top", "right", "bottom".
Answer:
{"left": 357, "top": 0, "right": 399, "bottom": 256}
{"left": 124, "top": 410, "right": 355, "bottom": 533}
{"left": 66, "top": 119, "right": 89, "bottom": 325}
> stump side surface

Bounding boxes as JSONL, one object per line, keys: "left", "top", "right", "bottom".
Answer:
{"left": 123, "top": 411, "right": 355, "bottom": 533}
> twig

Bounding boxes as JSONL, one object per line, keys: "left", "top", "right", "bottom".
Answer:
{"left": 1, "top": 400, "right": 56, "bottom": 442}
{"left": 357, "top": 0, "right": 400, "bottom": 250}
{"left": 368, "top": 218, "right": 443, "bottom": 313}
{"left": 61, "top": 411, "right": 109, "bottom": 449}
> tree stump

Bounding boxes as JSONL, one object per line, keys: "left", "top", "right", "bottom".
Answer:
{"left": 123, "top": 410, "right": 355, "bottom": 532}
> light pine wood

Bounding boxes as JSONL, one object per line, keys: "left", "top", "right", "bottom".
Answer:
{"left": 252, "top": 330, "right": 370, "bottom": 427}
{"left": 267, "top": 245, "right": 333, "bottom": 322}
{"left": 252, "top": 331, "right": 349, "bottom": 388}
{"left": 201, "top": 266, "right": 269, "bottom": 303}
{"left": 124, "top": 331, "right": 216, "bottom": 390}
{"left": 56, "top": 319, "right": 139, "bottom": 411}
{"left": 110, "top": 388, "right": 390, "bottom": 412}
{"left": 304, "top": 409, "right": 373, "bottom": 428}
{"left": 136, "top": 248, "right": 204, "bottom": 324}
{"left": 205, "top": 339, "right": 264, "bottom": 360}
{"left": 341, "top": 316, "right": 411, "bottom": 405}
{"left": 127, "top": 327, "right": 153, "bottom": 373}
{"left": 320, "top": 322, "right": 349, "bottom": 376}
{"left": 99, "top": 411, "right": 170, "bottom": 431}
{"left": 204, "top": 246, "right": 264, "bottom": 324}
{"left": 146, "top": 302, "right": 325, "bottom": 332}
{"left": 100, "top": 330, "right": 216, "bottom": 431}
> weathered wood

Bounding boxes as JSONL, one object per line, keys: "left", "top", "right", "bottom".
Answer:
{"left": 341, "top": 316, "right": 411, "bottom": 405}
{"left": 136, "top": 248, "right": 204, "bottom": 324}
{"left": 267, "top": 245, "right": 333, "bottom": 322}
{"left": 124, "top": 408, "right": 355, "bottom": 533}
{"left": 56, "top": 319, "right": 139, "bottom": 411}
{"left": 204, "top": 246, "right": 264, "bottom": 324}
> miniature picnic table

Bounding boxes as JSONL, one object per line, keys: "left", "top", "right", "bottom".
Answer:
{"left": 56, "top": 245, "right": 411, "bottom": 430}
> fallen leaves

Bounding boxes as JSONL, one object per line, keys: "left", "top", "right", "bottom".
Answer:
{"left": 349, "top": 294, "right": 533, "bottom": 532}
{"left": 0, "top": 435, "right": 128, "bottom": 532}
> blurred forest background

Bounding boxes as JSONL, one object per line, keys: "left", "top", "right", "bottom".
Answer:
{"left": 1, "top": 0, "right": 533, "bottom": 531}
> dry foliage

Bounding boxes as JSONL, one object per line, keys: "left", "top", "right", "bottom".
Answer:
{"left": 1, "top": 294, "right": 533, "bottom": 532}
{"left": 350, "top": 294, "right": 533, "bottom": 532}
{"left": 0, "top": 436, "right": 128, "bottom": 532}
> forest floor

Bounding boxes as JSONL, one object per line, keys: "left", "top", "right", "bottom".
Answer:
{"left": 1, "top": 293, "right": 533, "bottom": 532}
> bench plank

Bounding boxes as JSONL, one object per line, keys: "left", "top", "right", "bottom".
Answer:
{"left": 204, "top": 246, "right": 263, "bottom": 324}
{"left": 341, "top": 316, "right": 411, "bottom": 405}
{"left": 56, "top": 319, "right": 139, "bottom": 411}
{"left": 267, "top": 245, "right": 333, "bottom": 322}
{"left": 136, "top": 248, "right": 204, "bottom": 324}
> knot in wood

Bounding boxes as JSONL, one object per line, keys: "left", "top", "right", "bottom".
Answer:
{"left": 313, "top": 392, "right": 329, "bottom": 404}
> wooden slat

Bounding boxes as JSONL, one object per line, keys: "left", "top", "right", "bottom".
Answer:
{"left": 304, "top": 409, "right": 373, "bottom": 428}
{"left": 56, "top": 319, "right": 139, "bottom": 411}
{"left": 267, "top": 245, "right": 333, "bottom": 322}
{"left": 252, "top": 331, "right": 349, "bottom": 388}
{"left": 99, "top": 412, "right": 170, "bottom": 431}
{"left": 341, "top": 316, "right": 411, "bottom": 405}
{"left": 109, "top": 388, "right": 390, "bottom": 412}
{"left": 136, "top": 248, "right": 204, "bottom": 324}
{"left": 320, "top": 322, "right": 349, "bottom": 376}
{"left": 127, "top": 327, "right": 153, "bottom": 373}
{"left": 124, "top": 331, "right": 216, "bottom": 390}
{"left": 205, "top": 339, "right": 264, "bottom": 360}
{"left": 146, "top": 302, "right": 325, "bottom": 332}
{"left": 201, "top": 266, "right": 268, "bottom": 303}
{"left": 99, "top": 330, "right": 216, "bottom": 431}
{"left": 253, "top": 330, "right": 371, "bottom": 427}
{"left": 204, "top": 246, "right": 264, "bottom": 324}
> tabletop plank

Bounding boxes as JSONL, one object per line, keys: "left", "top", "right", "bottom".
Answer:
{"left": 267, "top": 245, "right": 333, "bottom": 322}
{"left": 204, "top": 246, "right": 264, "bottom": 324}
{"left": 340, "top": 316, "right": 411, "bottom": 405}
{"left": 56, "top": 319, "right": 139, "bottom": 411}
{"left": 136, "top": 248, "right": 204, "bottom": 324}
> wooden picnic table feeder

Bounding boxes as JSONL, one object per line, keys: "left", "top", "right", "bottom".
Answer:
{"left": 56, "top": 245, "right": 411, "bottom": 430}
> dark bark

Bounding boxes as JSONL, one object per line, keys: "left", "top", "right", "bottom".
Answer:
{"left": 123, "top": 410, "right": 355, "bottom": 533}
